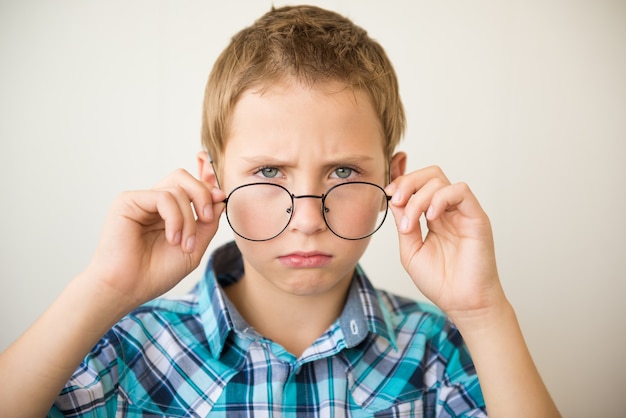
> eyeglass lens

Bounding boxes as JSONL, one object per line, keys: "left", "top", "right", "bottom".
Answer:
{"left": 224, "top": 182, "right": 389, "bottom": 241}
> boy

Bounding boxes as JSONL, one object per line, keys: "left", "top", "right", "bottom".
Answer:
{"left": 0, "top": 5, "right": 560, "bottom": 417}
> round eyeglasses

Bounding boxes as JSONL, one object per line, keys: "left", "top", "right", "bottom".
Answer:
{"left": 222, "top": 181, "right": 391, "bottom": 241}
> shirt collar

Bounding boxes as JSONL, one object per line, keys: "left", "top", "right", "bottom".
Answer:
{"left": 198, "top": 242, "right": 241, "bottom": 358}
{"left": 198, "top": 241, "right": 397, "bottom": 358}
{"left": 340, "top": 264, "right": 397, "bottom": 349}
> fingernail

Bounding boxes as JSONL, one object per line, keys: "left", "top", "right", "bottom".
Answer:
{"left": 384, "top": 183, "right": 396, "bottom": 195}
{"left": 426, "top": 205, "right": 434, "bottom": 220}
{"left": 173, "top": 231, "right": 182, "bottom": 245}
{"left": 186, "top": 235, "right": 196, "bottom": 252}
{"left": 203, "top": 205, "right": 213, "bottom": 220}
{"left": 392, "top": 190, "right": 403, "bottom": 205}
{"left": 400, "top": 216, "right": 409, "bottom": 232}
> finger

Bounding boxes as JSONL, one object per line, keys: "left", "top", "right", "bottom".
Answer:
{"left": 426, "top": 182, "right": 486, "bottom": 222}
{"left": 385, "top": 165, "right": 450, "bottom": 206}
{"left": 159, "top": 185, "right": 209, "bottom": 253}
{"left": 386, "top": 167, "right": 450, "bottom": 234}
{"left": 191, "top": 214, "right": 222, "bottom": 260}
{"left": 387, "top": 197, "right": 424, "bottom": 239}
{"left": 155, "top": 169, "right": 220, "bottom": 223}
{"left": 209, "top": 186, "right": 227, "bottom": 218}
{"left": 188, "top": 180, "right": 226, "bottom": 225}
{"left": 153, "top": 189, "right": 190, "bottom": 248}
{"left": 387, "top": 196, "right": 429, "bottom": 262}
{"left": 190, "top": 187, "right": 227, "bottom": 256}
{"left": 117, "top": 189, "right": 185, "bottom": 246}
{"left": 400, "top": 177, "right": 449, "bottom": 233}
{"left": 155, "top": 186, "right": 224, "bottom": 257}
{"left": 129, "top": 187, "right": 198, "bottom": 252}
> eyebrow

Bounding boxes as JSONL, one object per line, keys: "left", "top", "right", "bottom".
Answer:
{"left": 239, "top": 155, "right": 377, "bottom": 167}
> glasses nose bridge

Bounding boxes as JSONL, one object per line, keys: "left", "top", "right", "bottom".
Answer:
{"left": 291, "top": 192, "right": 327, "bottom": 213}
{"left": 291, "top": 193, "right": 325, "bottom": 201}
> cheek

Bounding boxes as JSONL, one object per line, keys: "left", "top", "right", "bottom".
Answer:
{"left": 233, "top": 237, "right": 265, "bottom": 258}
{"left": 342, "top": 239, "right": 371, "bottom": 263}
{"left": 233, "top": 238, "right": 283, "bottom": 276}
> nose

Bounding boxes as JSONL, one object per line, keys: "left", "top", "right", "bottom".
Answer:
{"left": 288, "top": 194, "right": 327, "bottom": 235}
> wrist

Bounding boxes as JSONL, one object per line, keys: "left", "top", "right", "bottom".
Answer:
{"left": 446, "top": 290, "right": 514, "bottom": 339}
{"left": 70, "top": 270, "right": 139, "bottom": 329}
{"left": 444, "top": 273, "right": 511, "bottom": 329}
{"left": 80, "top": 261, "right": 149, "bottom": 314}
{"left": 448, "top": 293, "right": 561, "bottom": 417}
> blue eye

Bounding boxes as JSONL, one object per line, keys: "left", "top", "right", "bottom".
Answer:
{"left": 259, "top": 167, "right": 280, "bottom": 178}
{"left": 334, "top": 167, "right": 353, "bottom": 179}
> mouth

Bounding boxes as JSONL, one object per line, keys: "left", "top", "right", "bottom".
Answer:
{"left": 277, "top": 251, "right": 333, "bottom": 268}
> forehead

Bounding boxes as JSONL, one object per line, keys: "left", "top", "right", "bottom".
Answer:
{"left": 224, "top": 80, "right": 385, "bottom": 161}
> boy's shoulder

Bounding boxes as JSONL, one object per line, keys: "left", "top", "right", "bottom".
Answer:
{"left": 374, "top": 287, "right": 461, "bottom": 346}
{"left": 377, "top": 288, "right": 445, "bottom": 318}
{"left": 120, "top": 288, "right": 203, "bottom": 325}
{"left": 107, "top": 286, "right": 208, "bottom": 350}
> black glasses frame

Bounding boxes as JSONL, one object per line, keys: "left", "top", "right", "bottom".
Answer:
{"left": 222, "top": 181, "right": 391, "bottom": 242}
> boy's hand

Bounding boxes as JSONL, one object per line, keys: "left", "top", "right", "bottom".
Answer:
{"left": 386, "top": 167, "right": 562, "bottom": 417}
{"left": 85, "top": 169, "right": 225, "bottom": 309}
{"left": 385, "top": 166, "right": 504, "bottom": 322}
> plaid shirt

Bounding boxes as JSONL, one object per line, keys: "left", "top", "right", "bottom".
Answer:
{"left": 49, "top": 242, "right": 486, "bottom": 417}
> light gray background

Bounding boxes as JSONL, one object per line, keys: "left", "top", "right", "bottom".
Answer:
{"left": 1, "top": 1, "right": 624, "bottom": 416}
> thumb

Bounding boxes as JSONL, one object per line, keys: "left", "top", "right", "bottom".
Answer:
{"left": 388, "top": 198, "right": 425, "bottom": 254}
{"left": 191, "top": 201, "right": 224, "bottom": 261}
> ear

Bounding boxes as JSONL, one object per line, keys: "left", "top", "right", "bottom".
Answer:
{"left": 197, "top": 151, "right": 219, "bottom": 187}
{"left": 389, "top": 151, "right": 407, "bottom": 181}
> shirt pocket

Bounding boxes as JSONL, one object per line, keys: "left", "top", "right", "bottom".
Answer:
{"left": 371, "top": 399, "right": 427, "bottom": 417}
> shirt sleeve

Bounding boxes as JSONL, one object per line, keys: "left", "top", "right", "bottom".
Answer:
{"left": 47, "top": 332, "right": 121, "bottom": 417}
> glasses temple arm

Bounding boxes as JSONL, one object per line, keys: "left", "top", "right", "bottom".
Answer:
{"left": 209, "top": 157, "right": 223, "bottom": 190}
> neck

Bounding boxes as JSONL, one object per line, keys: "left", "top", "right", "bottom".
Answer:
{"left": 224, "top": 268, "right": 353, "bottom": 357}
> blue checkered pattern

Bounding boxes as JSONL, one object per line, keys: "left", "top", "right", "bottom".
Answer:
{"left": 49, "top": 242, "right": 486, "bottom": 417}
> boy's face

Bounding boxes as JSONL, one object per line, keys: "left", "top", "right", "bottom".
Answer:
{"left": 214, "top": 79, "right": 399, "bottom": 298}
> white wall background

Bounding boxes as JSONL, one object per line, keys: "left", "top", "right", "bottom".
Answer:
{"left": 1, "top": 1, "right": 624, "bottom": 416}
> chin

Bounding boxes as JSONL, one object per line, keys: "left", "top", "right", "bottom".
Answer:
{"left": 273, "top": 267, "right": 354, "bottom": 298}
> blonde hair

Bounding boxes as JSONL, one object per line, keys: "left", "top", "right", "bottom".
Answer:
{"left": 201, "top": 5, "right": 405, "bottom": 169}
